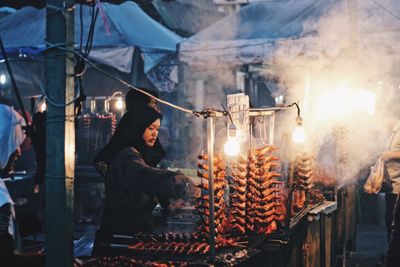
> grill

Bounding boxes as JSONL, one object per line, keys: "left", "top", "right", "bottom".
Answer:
{"left": 101, "top": 229, "right": 266, "bottom": 266}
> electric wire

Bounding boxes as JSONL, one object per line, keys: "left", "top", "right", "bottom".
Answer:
{"left": 370, "top": 0, "right": 400, "bottom": 22}
{"left": 77, "top": 50, "right": 204, "bottom": 116}
{"left": 36, "top": 2, "right": 99, "bottom": 108}
{"left": 40, "top": 43, "right": 199, "bottom": 114}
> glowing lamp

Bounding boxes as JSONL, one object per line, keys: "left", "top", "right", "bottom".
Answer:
{"left": 224, "top": 124, "right": 240, "bottom": 156}
{"left": 40, "top": 102, "right": 47, "bottom": 112}
{"left": 275, "top": 95, "right": 284, "bottom": 107}
{"left": 0, "top": 74, "right": 5, "bottom": 84}
{"left": 115, "top": 98, "right": 123, "bottom": 110}
{"left": 90, "top": 99, "right": 96, "bottom": 113}
{"left": 292, "top": 115, "right": 306, "bottom": 144}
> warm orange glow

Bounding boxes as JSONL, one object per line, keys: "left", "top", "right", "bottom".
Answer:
{"left": 315, "top": 84, "right": 376, "bottom": 121}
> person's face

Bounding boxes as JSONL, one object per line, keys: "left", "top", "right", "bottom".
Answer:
{"left": 148, "top": 98, "right": 160, "bottom": 112}
{"left": 142, "top": 119, "right": 160, "bottom": 147}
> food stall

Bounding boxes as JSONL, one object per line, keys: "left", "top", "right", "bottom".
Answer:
{"left": 78, "top": 92, "right": 338, "bottom": 267}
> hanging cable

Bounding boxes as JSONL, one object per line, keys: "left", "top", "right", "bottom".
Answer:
{"left": 221, "top": 104, "right": 233, "bottom": 124}
{"left": 286, "top": 102, "right": 301, "bottom": 117}
{"left": 37, "top": 42, "right": 230, "bottom": 119}
{"left": 74, "top": 4, "right": 98, "bottom": 115}
{"left": 78, "top": 52, "right": 199, "bottom": 115}
{"left": 370, "top": 0, "right": 400, "bottom": 22}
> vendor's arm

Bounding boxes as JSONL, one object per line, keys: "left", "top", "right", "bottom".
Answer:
{"left": 119, "top": 147, "right": 195, "bottom": 199}
{"left": 382, "top": 151, "right": 400, "bottom": 162}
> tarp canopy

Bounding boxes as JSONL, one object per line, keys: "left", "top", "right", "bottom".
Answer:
{"left": 178, "top": 0, "right": 333, "bottom": 65}
{"left": 178, "top": 0, "right": 400, "bottom": 66}
{"left": 0, "top": 2, "right": 182, "bottom": 72}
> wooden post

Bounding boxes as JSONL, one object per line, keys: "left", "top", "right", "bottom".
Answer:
{"left": 45, "top": 2, "right": 75, "bottom": 267}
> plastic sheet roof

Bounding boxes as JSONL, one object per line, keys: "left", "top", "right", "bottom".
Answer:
{"left": 178, "top": 0, "right": 332, "bottom": 66}
{"left": 0, "top": 1, "right": 182, "bottom": 72}
{"left": 178, "top": 0, "right": 400, "bottom": 66}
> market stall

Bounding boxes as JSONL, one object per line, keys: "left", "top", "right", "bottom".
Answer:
{"left": 2, "top": 1, "right": 399, "bottom": 266}
{"left": 73, "top": 92, "right": 337, "bottom": 267}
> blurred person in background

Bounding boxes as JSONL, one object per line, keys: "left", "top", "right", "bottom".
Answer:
{"left": 0, "top": 100, "right": 25, "bottom": 262}
{"left": 382, "top": 119, "right": 400, "bottom": 243}
{"left": 0, "top": 99, "right": 44, "bottom": 266}
{"left": 382, "top": 119, "right": 400, "bottom": 266}
{"left": 0, "top": 100, "right": 26, "bottom": 178}
{"left": 386, "top": 195, "right": 400, "bottom": 267}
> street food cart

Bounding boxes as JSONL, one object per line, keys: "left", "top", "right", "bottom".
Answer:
{"left": 78, "top": 93, "right": 339, "bottom": 267}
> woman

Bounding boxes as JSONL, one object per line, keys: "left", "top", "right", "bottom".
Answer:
{"left": 94, "top": 87, "right": 159, "bottom": 177}
{"left": 92, "top": 105, "right": 196, "bottom": 255}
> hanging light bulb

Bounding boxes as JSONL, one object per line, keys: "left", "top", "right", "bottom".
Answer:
{"left": 90, "top": 99, "right": 96, "bottom": 113}
{"left": 40, "top": 102, "right": 47, "bottom": 112}
{"left": 224, "top": 124, "right": 240, "bottom": 156}
{"left": 292, "top": 115, "right": 306, "bottom": 143}
{"left": 104, "top": 99, "right": 110, "bottom": 114}
{"left": 111, "top": 91, "right": 125, "bottom": 112}
{"left": 0, "top": 74, "right": 6, "bottom": 84}
{"left": 115, "top": 98, "right": 123, "bottom": 110}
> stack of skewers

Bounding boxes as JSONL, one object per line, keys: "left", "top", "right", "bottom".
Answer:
{"left": 245, "top": 145, "right": 286, "bottom": 235}
{"left": 196, "top": 153, "right": 229, "bottom": 241}
{"left": 291, "top": 153, "right": 314, "bottom": 213}
{"left": 229, "top": 154, "right": 248, "bottom": 235}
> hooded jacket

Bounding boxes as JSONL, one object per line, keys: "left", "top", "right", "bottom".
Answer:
{"left": 93, "top": 106, "right": 193, "bottom": 251}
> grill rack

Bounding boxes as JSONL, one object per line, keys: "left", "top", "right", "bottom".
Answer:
{"left": 105, "top": 231, "right": 266, "bottom": 266}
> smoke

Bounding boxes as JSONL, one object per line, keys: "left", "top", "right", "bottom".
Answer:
{"left": 271, "top": 0, "right": 400, "bottom": 182}
{"left": 178, "top": 0, "right": 400, "bottom": 178}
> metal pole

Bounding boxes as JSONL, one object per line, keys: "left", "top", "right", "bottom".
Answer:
{"left": 285, "top": 160, "right": 295, "bottom": 231}
{"left": 207, "top": 116, "right": 216, "bottom": 264}
{"left": 177, "top": 62, "right": 186, "bottom": 161}
{"left": 341, "top": 189, "right": 348, "bottom": 267}
{"left": 269, "top": 112, "right": 275, "bottom": 145}
{"left": 45, "top": 2, "right": 75, "bottom": 267}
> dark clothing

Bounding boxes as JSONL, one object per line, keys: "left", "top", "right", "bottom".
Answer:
{"left": 32, "top": 111, "right": 46, "bottom": 185}
{"left": 0, "top": 150, "right": 18, "bottom": 178}
{"left": 104, "top": 147, "right": 176, "bottom": 213}
{"left": 386, "top": 193, "right": 398, "bottom": 242}
{"left": 0, "top": 232, "right": 14, "bottom": 264}
{"left": 0, "top": 232, "right": 45, "bottom": 267}
{"left": 386, "top": 195, "right": 400, "bottom": 267}
{"left": 92, "top": 148, "right": 192, "bottom": 256}
{"left": 93, "top": 105, "right": 195, "bottom": 256}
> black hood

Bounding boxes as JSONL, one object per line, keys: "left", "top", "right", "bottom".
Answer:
{"left": 95, "top": 105, "right": 165, "bottom": 168}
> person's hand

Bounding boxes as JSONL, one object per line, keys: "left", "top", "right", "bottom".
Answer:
{"left": 171, "top": 174, "right": 197, "bottom": 201}
{"left": 381, "top": 151, "right": 400, "bottom": 162}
